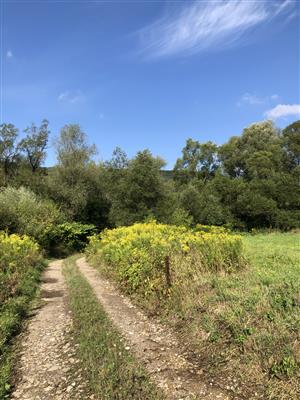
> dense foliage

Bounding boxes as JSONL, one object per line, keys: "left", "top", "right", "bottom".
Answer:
{"left": 0, "top": 186, "right": 64, "bottom": 247}
{"left": 86, "top": 222, "right": 246, "bottom": 301}
{"left": 0, "top": 232, "right": 43, "bottom": 397}
{"left": 0, "top": 186, "right": 96, "bottom": 255}
{"left": 0, "top": 232, "right": 41, "bottom": 305}
{"left": 45, "top": 222, "right": 97, "bottom": 255}
{"left": 1, "top": 119, "right": 299, "bottom": 231}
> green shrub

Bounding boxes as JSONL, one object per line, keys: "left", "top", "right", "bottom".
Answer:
{"left": 86, "top": 221, "right": 246, "bottom": 302}
{"left": 0, "top": 231, "right": 43, "bottom": 398}
{"left": 0, "top": 186, "right": 64, "bottom": 247}
{"left": 45, "top": 222, "right": 97, "bottom": 255}
{"left": 0, "top": 232, "right": 42, "bottom": 304}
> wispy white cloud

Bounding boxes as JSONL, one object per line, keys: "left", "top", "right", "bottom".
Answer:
{"left": 57, "top": 90, "right": 85, "bottom": 104}
{"left": 139, "top": 0, "right": 295, "bottom": 58}
{"left": 237, "top": 93, "right": 279, "bottom": 107}
{"left": 264, "top": 104, "right": 300, "bottom": 120}
{"left": 6, "top": 50, "right": 13, "bottom": 59}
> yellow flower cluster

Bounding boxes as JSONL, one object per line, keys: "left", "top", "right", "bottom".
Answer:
{"left": 0, "top": 231, "right": 42, "bottom": 305}
{"left": 86, "top": 222, "right": 245, "bottom": 296}
{"left": 0, "top": 232, "right": 40, "bottom": 271}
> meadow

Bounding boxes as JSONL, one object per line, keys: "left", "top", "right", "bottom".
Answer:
{"left": 87, "top": 227, "right": 300, "bottom": 400}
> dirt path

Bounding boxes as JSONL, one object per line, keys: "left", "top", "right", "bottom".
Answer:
{"left": 77, "top": 257, "right": 234, "bottom": 400}
{"left": 10, "top": 260, "right": 94, "bottom": 400}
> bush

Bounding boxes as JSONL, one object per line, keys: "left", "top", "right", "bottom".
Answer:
{"left": 0, "top": 232, "right": 43, "bottom": 397}
{"left": 0, "top": 232, "right": 42, "bottom": 304}
{"left": 44, "top": 222, "right": 97, "bottom": 255}
{"left": 86, "top": 221, "right": 246, "bottom": 300}
{"left": 195, "top": 224, "right": 231, "bottom": 234}
{"left": 0, "top": 186, "right": 64, "bottom": 247}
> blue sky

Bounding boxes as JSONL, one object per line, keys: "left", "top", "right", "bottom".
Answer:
{"left": 1, "top": 0, "right": 299, "bottom": 167}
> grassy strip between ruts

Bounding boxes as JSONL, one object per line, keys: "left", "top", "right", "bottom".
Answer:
{"left": 62, "top": 256, "right": 164, "bottom": 400}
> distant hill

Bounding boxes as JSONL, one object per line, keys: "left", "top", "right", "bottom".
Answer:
{"left": 161, "top": 170, "right": 173, "bottom": 180}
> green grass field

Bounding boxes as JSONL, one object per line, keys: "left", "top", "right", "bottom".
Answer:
{"left": 165, "top": 232, "right": 300, "bottom": 400}
{"left": 242, "top": 233, "right": 300, "bottom": 398}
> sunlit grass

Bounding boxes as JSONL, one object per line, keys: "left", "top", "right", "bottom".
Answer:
{"left": 169, "top": 232, "right": 300, "bottom": 399}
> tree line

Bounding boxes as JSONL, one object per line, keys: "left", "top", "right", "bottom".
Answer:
{"left": 0, "top": 119, "right": 299, "bottom": 230}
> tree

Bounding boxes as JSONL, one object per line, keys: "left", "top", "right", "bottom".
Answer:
{"left": 1, "top": 117, "right": 299, "bottom": 231}
{"left": 20, "top": 119, "right": 49, "bottom": 173}
{"left": 245, "top": 151, "right": 278, "bottom": 179}
{"left": 235, "top": 189, "right": 278, "bottom": 229}
{"left": 178, "top": 182, "right": 203, "bottom": 223}
{"left": 55, "top": 124, "right": 96, "bottom": 167}
{"left": 103, "top": 147, "right": 129, "bottom": 200}
{"left": 0, "top": 123, "right": 20, "bottom": 182}
{"left": 219, "top": 121, "right": 283, "bottom": 179}
{"left": 174, "top": 139, "right": 219, "bottom": 183}
{"left": 178, "top": 179, "right": 233, "bottom": 226}
{"left": 106, "top": 146, "right": 128, "bottom": 170}
{"left": 218, "top": 136, "right": 245, "bottom": 178}
{"left": 282, "top": 120, "right": 300, "bottom": 167}
{"left": 47, "top": 124, "right": 107, "bottom": 224}
{"left": 108, "top": 150, "right": 169, "bottom": 226}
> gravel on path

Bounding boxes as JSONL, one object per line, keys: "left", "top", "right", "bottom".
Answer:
{"left": 77, "top": 257, "right": 235, "bottom": 400}
{"left": 10, "top": 260, "right": 94, "bottom": 400}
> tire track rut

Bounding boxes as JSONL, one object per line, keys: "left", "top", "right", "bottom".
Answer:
{"left": 77, "top": 257, "right": 234, "bottom": 400}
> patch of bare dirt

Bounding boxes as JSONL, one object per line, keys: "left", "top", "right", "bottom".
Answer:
{"left": 77, "top": 257, "right": 238, "bottom": 400}
{"left": 10, "top": 260, "right": 94, "bottom": 400}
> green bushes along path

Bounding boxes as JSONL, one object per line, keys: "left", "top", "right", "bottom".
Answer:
{"left": 0, "top": 232, "right": 44, "bottom": 398}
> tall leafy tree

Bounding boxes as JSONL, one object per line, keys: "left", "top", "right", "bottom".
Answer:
{"left": 49, "top": 124, "right": 94, "bottom": 217}
{"left": 174, "top": 139, "right": 219, "bottom": 183}
{"left": 109, "top": 150, "right": 169, "bottom": 226}
{"left": 174, "top": 120, "right": 300, "bottom": 229}
{"left": 20, "top": 119, "right": 49, "bottom": 173}
{"left": 0, "top": 123, "right": 20, "bottom": 182}
{"left": 55, "top": 124, "right": 96, "bottom": 167}
{"left": 106, "top": 146, "right": 129, "bottom": 170}
{"left": 282, "top": 120, "right": 300, "bottom": 168}
{"left": 47, "top": 124, "right": 109, "bottom": 225}
{"left": 219, "top": 121, "right": 282, "bottom": 179}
